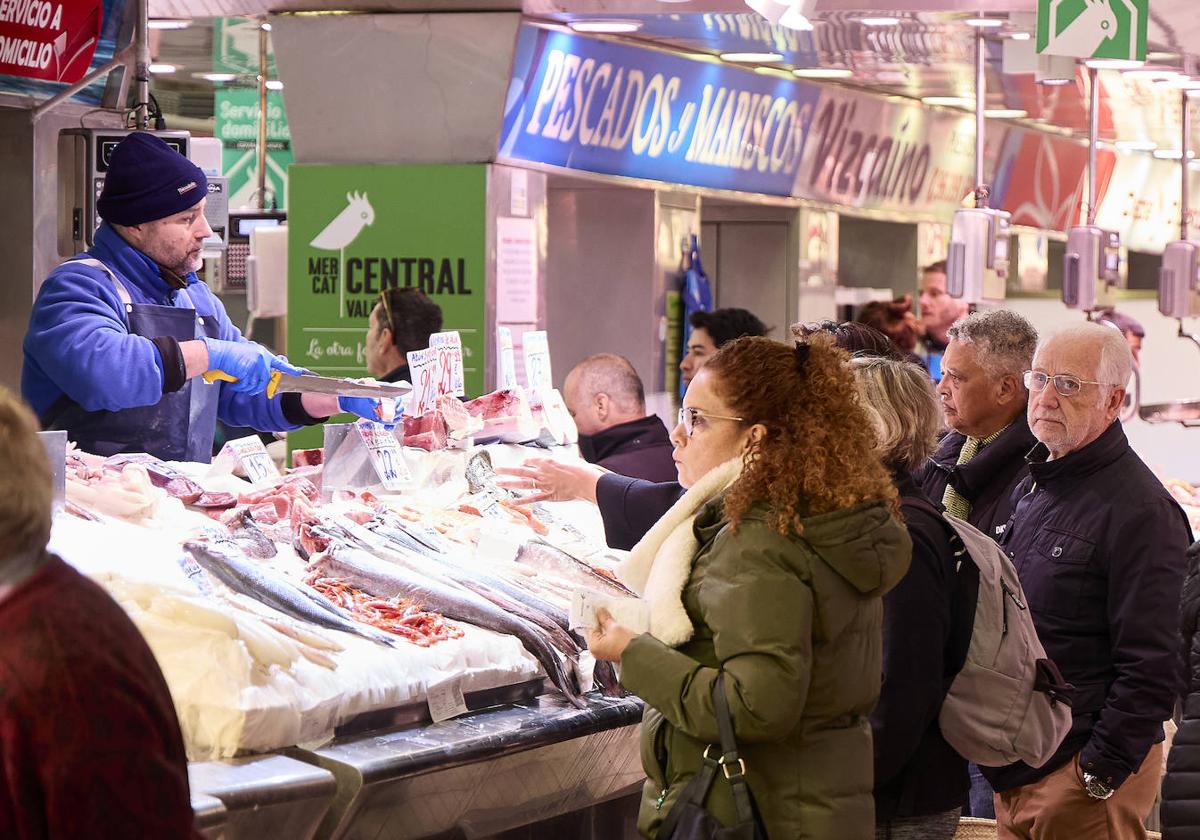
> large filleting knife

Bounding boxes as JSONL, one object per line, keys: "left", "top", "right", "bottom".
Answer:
{"left": 203, "top": 370, "right": 412, "bottom": 400}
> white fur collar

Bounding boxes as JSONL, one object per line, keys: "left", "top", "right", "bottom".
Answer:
{"left": 616, "top": 458, "right": 742, "bottom": 647}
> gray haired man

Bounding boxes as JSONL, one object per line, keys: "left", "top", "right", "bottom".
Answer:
{"left": 919, "top": 310, "right": 1040, "bottom": 541}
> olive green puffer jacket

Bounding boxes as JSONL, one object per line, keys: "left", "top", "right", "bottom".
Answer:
{"left": 620, "top": 497, "right": 912, "bottom": 839}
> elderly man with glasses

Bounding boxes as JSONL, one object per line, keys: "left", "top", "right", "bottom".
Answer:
{"left": 982, "top": 322, "right": 1191, "bottom": 840}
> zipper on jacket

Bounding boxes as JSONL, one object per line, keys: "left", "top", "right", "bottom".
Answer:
{"left": 1000, "top": 581, "right": 1025, "bottom": 635}
{"left": 655, "top": 789, "right": 668, "bottom": 810}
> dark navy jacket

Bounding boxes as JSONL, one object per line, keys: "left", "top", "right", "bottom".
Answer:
{"left": 1162, "top": 541, "right": 1200, "bottom": 837}
{"left": 873, "top": 473, "right": 971, "bottom": 820}
{"left": 983, "top": 421, "right": 1190, "bottom": 793}
{"left": 595, "top": 474, "right": 684, "bottom": 551}
{"left": 22, "top": 224, "right": 302, "bottom": 434}
{"left": 917, "top": 414, "right": 1037, "bottom": 543}
{"left": 579, "top": 415, "right": 677, "bottom": 484}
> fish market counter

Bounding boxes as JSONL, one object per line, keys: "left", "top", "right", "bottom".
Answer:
{"left": 277, "top": 690, "right": 645, "bottom": 839}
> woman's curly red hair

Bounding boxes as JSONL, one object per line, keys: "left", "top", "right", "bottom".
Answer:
{"left": 704, "top": 334, "right": 898, "bottom": 535}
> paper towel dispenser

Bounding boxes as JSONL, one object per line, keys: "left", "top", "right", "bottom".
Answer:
{"left": 946, "top": 207, "right": 1011, "bottom": 303}
{"left": 1062, "top": 226, "right": 1121, "bottom": 311}
{"left": 1159, "top": 240, "right": 1200, "bottom": 319}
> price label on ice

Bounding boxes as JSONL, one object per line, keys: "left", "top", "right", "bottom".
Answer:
{"left": 406, "top": 347, "right": 439, "bottom": 415}
{"left": 429, "top": 331, "right": 465, "bottom": 397}
{"left": 357, "top": 420, "right": 411, "bottom": 490}
{"left": 220, "top": 436, "right": 280, "bottom": 486}
{"left": 496, "top": 326, "right": 518, "bottom": 390}
{"left": 427, "top": 674, "right": 469, "bottom": 723}
{"left": 522, "top": 330, "right": 553, "bottom": 392}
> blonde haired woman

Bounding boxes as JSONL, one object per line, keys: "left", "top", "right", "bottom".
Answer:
{"left": 853, "top": 356, "right": 969, "bottom": 840}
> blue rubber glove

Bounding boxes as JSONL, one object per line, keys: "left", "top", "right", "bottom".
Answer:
{"left": 203, "top": 337, "right": 301, "bottom": 394}
{"left": 339, "top": 396, "right": 401, "bottom": 428}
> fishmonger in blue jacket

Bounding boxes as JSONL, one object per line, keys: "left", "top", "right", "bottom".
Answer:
{"left": 22, "top": 132, "right": 381, "bottom": 462}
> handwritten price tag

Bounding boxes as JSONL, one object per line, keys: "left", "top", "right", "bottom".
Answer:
{"left": 429, "top": 331, "right": 465, "bottom": 397}
{"left": 522, "top": 330, "right": 553, "bottom": 393}
{"left": 357, "top": 420, "right": 412, "bottom": 490}
{"left": 496, "top": 326, "right": 518, "bottom": 390}
{"left": 222, "top": 436, "right": 280, "bottom": 486}
{"left": 427, "top": 674, "right": 469, "bottom": 723}
{"left": 406, "top": 347, "right": 439, "bottom": 415}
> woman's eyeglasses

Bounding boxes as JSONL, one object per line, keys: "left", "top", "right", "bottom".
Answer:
{"left": 677, "top": 407, "right": 745, "bottom": 437}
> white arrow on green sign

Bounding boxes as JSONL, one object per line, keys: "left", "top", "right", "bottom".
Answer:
{"left": 1037, "top": 0, "right": 1148, "bottom": 61}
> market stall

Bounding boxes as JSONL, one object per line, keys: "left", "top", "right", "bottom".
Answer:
{"left": 46, "top": 393, "right": 646, "bottom": 839}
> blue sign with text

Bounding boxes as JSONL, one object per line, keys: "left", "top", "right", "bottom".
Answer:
{"left": 498, "top": 24, "right": 823, "bottom": 196}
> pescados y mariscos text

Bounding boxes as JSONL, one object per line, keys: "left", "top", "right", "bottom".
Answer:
{"left": 522, "top": 48, "right": 813, "bottom": 175}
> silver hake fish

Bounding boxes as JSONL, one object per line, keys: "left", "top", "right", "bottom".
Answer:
{"left": 184, "top": 539, "right": 396, "bottom": 648}
{"left": 309, "top": 544, "right": 587, "bottom": 708}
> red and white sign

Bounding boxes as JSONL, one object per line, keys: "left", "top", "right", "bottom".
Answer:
{"left": 0, "top": 0, "right": 102, "bottom": 84}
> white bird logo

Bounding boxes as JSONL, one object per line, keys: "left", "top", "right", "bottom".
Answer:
{"left": 310, "top": 191, "right": 375, "bottom": 250}
{"left": 1046, "top": 0, "right": 1136, "bottom": 60}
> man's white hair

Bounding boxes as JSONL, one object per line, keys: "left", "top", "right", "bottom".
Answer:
{"left": 1039, "top": 322, "right": 1132, "bottom": 401}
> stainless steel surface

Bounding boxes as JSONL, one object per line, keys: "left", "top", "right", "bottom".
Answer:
{"left": 275, "top": 373, "right": 412, "bottom": 398}
{"left": 37, "top": 431, "right": 67, "bottom": 511}
{"left": 256, "top": 21, "right": 268, "bottom": 209}
{"left": 975, "top": 28, "right": 985, "bottom": 191}
{"left": 1139, "top": 399, "right": 1200, "bottom": 426}
{"left": 292, "top": 692, "right": 645, "bottom": 840}
{"left": 1088, "top": 65, "right": 1098, "bottom": 226}
{"left": 192, "top": 792, "right": 228, "bottom": 839}
{"left": 333, "top": 677, "right": 548, "bottom": 738}
{"left": 1184, "top": 90, "right": 1192, "bottom": 241}
{"left": 188, "top": 753, "right": 338, "bottom": 840}
{"left": 136, "top": 0, "right": 150, "bottom": 129}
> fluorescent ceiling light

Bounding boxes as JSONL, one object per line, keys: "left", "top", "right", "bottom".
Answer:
{"left": 195, "top": 72, "right": 238, "bottom": 82}
{"left": 1115, "top": 140, "right": 1158, "bottom": 151}
{"left": 149, "top": 64, "right": 177, "bottom": 74}
{"left": 266, "top": 80, "right": 284, "bottom": 90}
{"left": 568, "top": 20, "right": 643, "bottom": 33}
{"left": 793, "top": 67, "right": 853, "bottom": 78}
{"left": 1085, "top": 58, "right": 1144, "bottom": 70}
{"left": 148, "top": 19, "right": 191, "bottom": 29}
{"left": 984, "top": 109, "right": 1028, "bottom": 119}
{"left": 965, "top": 17, "right": 1004, "bottom": 28}
{"left": 1039, "top": 78, "right": 1072, "bottom": 86}
{"left": 1152, "top": 149, "right": 1188, "bottom": 160}
{"left": 720, "top": 51, "right": 784, "bottom": 63}
{"left": 922, "top": 96, "right": 973, "bottom": 108}
{"left": 1009, "top": 32, "right": 1031, "bottom": 41}
{"left": 778, "top": 7, "right": 814, "bottom": 31}
{"left": 261, "top": 22, "right": 272, "bottom": 30}
{"left": 859, "top": 16, "right": 900, "bottom": 26}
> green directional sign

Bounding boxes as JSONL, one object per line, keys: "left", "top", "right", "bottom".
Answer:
{"left": 214, "top": 88, "right": 292, "bottom": 209}
{"left": 1037, "top": 0, "right": 1148, "bottom": 61}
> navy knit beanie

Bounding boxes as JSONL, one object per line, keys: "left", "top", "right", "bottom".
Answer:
{"left": 96, "top": 132, "right": 208, "bottom": 226}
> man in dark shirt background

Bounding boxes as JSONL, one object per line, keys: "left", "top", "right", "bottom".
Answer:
{"left": 0, "top": 388, "right": 198, "bottom": 839}
{"left": 563, "top": 354, "right": 676, "bottom": 483}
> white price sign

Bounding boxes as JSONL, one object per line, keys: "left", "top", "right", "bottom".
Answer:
{"left": 406, "top": 347, "right": 439, "bottom": 415}
{"left": 522, "top": 330, "right": 553, "bottom": 393}
{"left": 497, "top": 326, "right": 518, "bottom": 390}
{"left": 222, "top": 436, "right": 280, "bottom": 486}
{"left": 357, "top": 420, "right": 412, "bottom": 490}
{"left": 427, "top": 674, "right": 469, "bottom": 723}
{"left": 429, "top": 331, "right": 465, "bottom": 397}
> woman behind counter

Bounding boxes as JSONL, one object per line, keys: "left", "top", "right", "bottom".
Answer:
{"left": 587, "top": 335, "right": 913, "bottom": 839}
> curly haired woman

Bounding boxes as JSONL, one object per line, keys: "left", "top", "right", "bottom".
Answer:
{"left": 587, "top": 335, "right": 913, "bottom": 839}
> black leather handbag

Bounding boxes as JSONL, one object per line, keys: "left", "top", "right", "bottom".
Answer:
{"left": 658, "top": 673, "right": 769, "bottom": 840}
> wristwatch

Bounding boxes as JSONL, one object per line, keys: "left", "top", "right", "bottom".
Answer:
{"left": 1082, "top": 769, "right": 1115, "bottom": 800}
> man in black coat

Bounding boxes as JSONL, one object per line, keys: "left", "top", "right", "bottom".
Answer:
{"left": 919, "top": 310, "right": 1039, "bottom": 542}
{"left": 985, "top": 323, "right": 1190, "bottom": 839}
{"left": 562, "top": 354, "right": 676, "bottom": 483}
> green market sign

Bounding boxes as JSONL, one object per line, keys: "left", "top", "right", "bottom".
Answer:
{"left": 287, "top": 165, "right": 488, "bottom": 451}
{"left": 212, "top": 18, "right": 291, "bottom": 207}
{"left": 1037, "top": 0, "right": 1148, "bottom": 61}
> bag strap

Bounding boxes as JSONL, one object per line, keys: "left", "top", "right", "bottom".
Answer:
{"left": 657, "top": 747, "right": 721, "bottom": 838}
{"left": 713, "top": 673, "right": 761, "bottom": 829}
